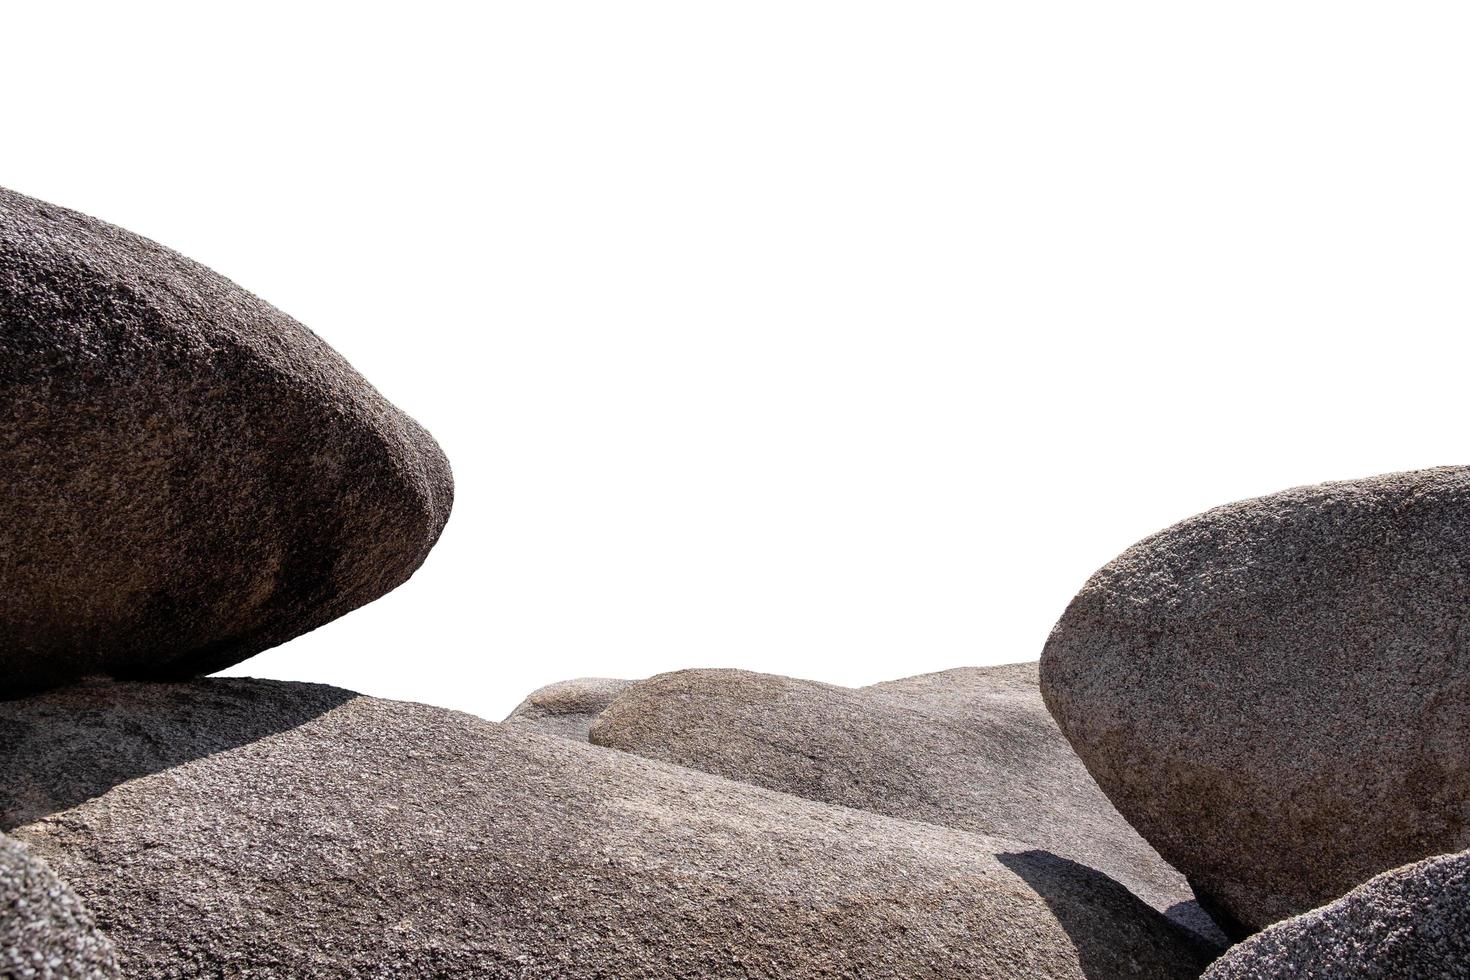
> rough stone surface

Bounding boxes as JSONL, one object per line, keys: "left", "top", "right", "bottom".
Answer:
{"left": 503, "top": 677, "right": 634, "bottom": 741}
{"left": 1203, "top": 849, "right": 1470, "bottom": 979}
{"left": 589, "top": 664, "right": 1224, "bottom": 946}
{"left": 1, "top": 678, "right": 1213, "bottom": 979}
{"left": 0, "top": 186, "right": 453, "bottom": 691}
{"left": 1041, "top": 467, "right": 1470, "bottom": 934}
{"left": 1, "top": 831, "right": 119, "bottom": 980}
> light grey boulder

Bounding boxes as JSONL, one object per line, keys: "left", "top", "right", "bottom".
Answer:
{"left": 588, "top": 663, "right": 1225, "bottom": 946}
{"left": 1, "top": 831, "right": 119, "bottom": 980}
{"left": 1204, "top": 849, "right": 1470, "bottom": 979}
{"left": 503, "top": 677, "right": 634, "bottom": 741}
{"left": 0, "top": 185, "right": 452, "bottom": 692}
{"left": 1, "top": 678, "right": 1213, "bottom": 980}
{"left": 1042, "top": 467, "right": 1470, "bottom": 934}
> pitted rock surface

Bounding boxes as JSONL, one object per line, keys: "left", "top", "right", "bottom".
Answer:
{"left": 589, "top": 664, "right": 1223, "bottom": 946}
{"left": 504, "top": 677, "right": 634, "bottom": 741}
{"left": 1204, "top": 848, "right": 1470, "bottom": 979}
{"left": 0, "top": 186, "right": 452, "bottom": 691}
{"left": 1, "top": 831, "right": 119, "bottom": 979}
{"left": 1043, "top": 467, "right": 1470, "bottom": 933}
{"left": 1, "top": 678, "right": 1213, "bottom": 979}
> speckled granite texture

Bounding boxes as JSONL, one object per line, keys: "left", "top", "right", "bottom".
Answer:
{"left": 1, "top": 678, "right": 1213, "bottom": 980}
{"left": 1042, "top": 467, "right": 1470, "bottom": 934}
{"left": 1, "top": 832, "right": 119, "bottom": 979}
{"left": 1204, "top": 848, "right": 1470, "bottom": 979}
{"left": 587, "top": 663, "right": 1224, "bottom": 947}
{"left": 0, "top": 186, "right": 452, "bottom": 691}
{"left": 504, "top": 677, "right": 635, "bottom": 741}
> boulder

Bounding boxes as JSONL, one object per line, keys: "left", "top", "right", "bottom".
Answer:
{"left": 1, "top": 678, "right": 1213, "bottom": 979}
{"left": 1, "top": 831, "right": 119, "bottom": 979}
{"left": 589, "top": 664, "right": 1223, "bottom": 945}
{"left": 503, "top": 677, "right": 634, "bottom": 741}
{"left": 0, "top": 186, "right": 452, "bottom": 691}
{"left": 1042, "top": 467, "right": 1470, "bottom": 933}
{"left": 1203, "top": 849, "right": 1470, "bottom": 979}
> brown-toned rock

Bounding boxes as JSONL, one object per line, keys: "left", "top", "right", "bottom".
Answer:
{"left": 0, "top": 186, "right": 452, "bottom": 692}
{"left": 503, "top": 677, "right": 634, "bottom": 741}
{"left": 588, "top": 664, "right": 1223, "bottom": 946}
{"left": 1, "top": 678, "right": 1213, "bottom": 979}
{"left": 1, "top": 831, "right": 119, "bottom": 979}
{"left": 1042, "top": 467, "right": 1470, "bottom": 934}
{"left": 1203, "top": 849, "right": 1470, "bottom": 979}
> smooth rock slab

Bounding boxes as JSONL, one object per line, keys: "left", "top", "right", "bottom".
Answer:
{"left": 1203, "top": 849, "right": 1470, "bottom": 979}
{"left": 1, "top": 678, "right": 1213, "bottom": 980}
{"left": 503, "top": 677, "right": 634, "bottom": 741}
{"left": 1, "top": 832, "right": 119, "bottom": 980}
{"left": 0, "top": 186, "right": 452, "bottom": 691}
{"left": 1042, "top": 467, "right": 1470, "bottom": 933}
{"left": 588, "top": 664, "right": 1223, "bottom": 946}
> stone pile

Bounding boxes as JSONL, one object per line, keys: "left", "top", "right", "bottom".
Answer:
{"left": 4, "top": 185, "right": 1468, "bottom": 977}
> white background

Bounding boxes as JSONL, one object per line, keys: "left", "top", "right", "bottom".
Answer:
{"left": 4, "top": 4, "right": 1466, "bottom": 721}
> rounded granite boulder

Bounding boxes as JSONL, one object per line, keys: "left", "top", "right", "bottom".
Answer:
{"left": 503, "top": 677, "right": 635, "bottom": 742}
{"left": 1042, "top": 467, "right": 1470, "bottom": 934}
{"left": 0, "top": 186, "right": 452, "bottom": 690}
{"left": 1, "top": 678, "right": 1214, "bottom": 979}
{"left": 1203, "top": 849, "right": 1470, "bottom": 979}
{"left": 1, "top": 831, "right": 119, "bottom": 979}
{"left": 588, "top": 664, "right": 1224, "bottom": 947}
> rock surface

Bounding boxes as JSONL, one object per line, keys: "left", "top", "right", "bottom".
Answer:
{"left": 503, "top": 677, "right": 634, "bottom": 741}
{"left": 0, "top": 186, "right": 452, "bottom": 691}
{"left": 1, "top": 831, "right": 119, "bottom": 980}
{"left": 1203, "top": 849, "right": 1470, "bottom": 979}
{"left": 1042, "top": 467, "right": 1470, "bottom": 934}
{"left": 589, "top": 664, "right": 1223, "bottom": 945}
{"left": 1, "top": 678, "right": 1213, "bottom": 979}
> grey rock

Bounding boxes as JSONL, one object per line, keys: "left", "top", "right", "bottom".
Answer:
{"left": 1041, "top": 467, "right": 1470, "bottom": 934}
{"left": 1, "top": 832, "right": 119, "bottom": 980}
{"left": 503, "top": 677, "right": 634, "bottom": 741}
{"left": 1203, "top": 849, "right": 1470, "bottom": 979}
{"left": 1, "top": 678, "right": 1213, "bottom": 979}
{"left": 0, "top": 186, "right": 452, "bottom": 692}
{"left": 588, "top": 664, "right": 1225, "bottom": 947}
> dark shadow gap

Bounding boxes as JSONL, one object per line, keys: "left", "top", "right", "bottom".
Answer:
{"left": 998, "top": 849, "right": 1220, "bottom": 979}
{"left": 0, "top": 676, "right": 356, "bottom": 830}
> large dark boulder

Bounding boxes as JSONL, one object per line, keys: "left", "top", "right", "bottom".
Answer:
{"left": 1203, "top": 849, "right": 1470, "bottom": 979}
{"left": 1042, "top": 467, "right": 1470, "bottom": 933}
{"left": 0, "top": 186, "right": 452, "bottom": 691}
{"left": 1, "top": 678, "right": 1213, "bottom": 979}
{"left": 587, "top": 664, "right": 1223, "bottom": 946}
{"left": 1, "top": 831, "right": 119, "bottom": 979}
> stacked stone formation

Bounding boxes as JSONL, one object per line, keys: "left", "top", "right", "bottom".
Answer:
{"left": 5, "top": 184, "right": 1468, "bottom": 978}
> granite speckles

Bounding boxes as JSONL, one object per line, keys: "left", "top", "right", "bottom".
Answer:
{"left": 1, "top": 832, "right": 119, "bottom": 980}
{"left": 1, "top": 678, "right": 1213, "bottom": 980}
{"left": 1042, "top": 467, "right": 1470, "bottom": 933}
{"left": 1203, "top": 848, "right": 1470, "bottom": 979}
{"left": 0, "top": 186, "right": 452, "bottom": 691}
{"left": 588, "top": 663, "right": 1225, "bottom": 946}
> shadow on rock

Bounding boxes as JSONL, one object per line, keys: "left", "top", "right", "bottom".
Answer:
{"left": 0, "top": 677, "right": 356, "bottom": 829}
{"left": 1166, "top": 899, "right": 1237, "bottom": 950}
{"left": 998, "top": 850, "right": 1220, "bottom": 979}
